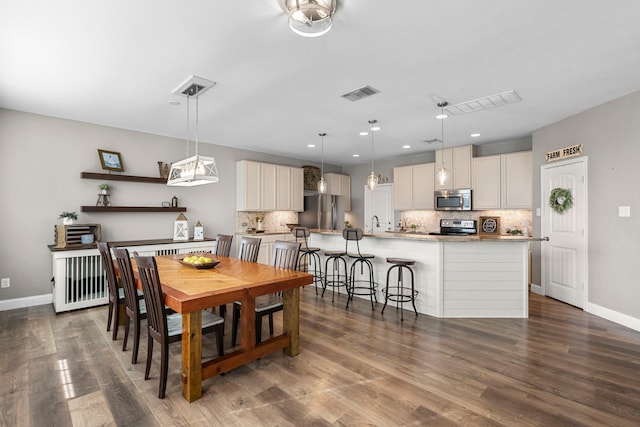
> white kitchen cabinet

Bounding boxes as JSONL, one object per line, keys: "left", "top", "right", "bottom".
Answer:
{"left": 290, "top": 167, "right": 304, "bottom": 212}
{"left": 434, "top": 145, "right": 475, "bottom": 190}
{"left": 324, "top": 173, "right": 351, "bottom": 211}
{"left": 393, "top": 163, "right": 434, "bottom": 211}
{"left": 237, "top": 161, "right": 303, "bottom": 212}
{"left": 276, "top": 166, "right": 304, "bottom": 211}
{"left": 471, "top": 151, "right": 532, "bottom": 210}
{"left": 501, "top": 151, "right": 532, "bottom": 209}
{"left": 236, "top": 160, "right": 262, "bottom": 211}
{"left": 472, "top": 155, "right": 501, "bottom": 210}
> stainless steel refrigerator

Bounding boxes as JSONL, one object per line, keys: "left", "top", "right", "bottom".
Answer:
{"left": 299, "top": 194, "right": 345, "bottom": 230}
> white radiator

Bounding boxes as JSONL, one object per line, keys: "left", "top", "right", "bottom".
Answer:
{"left": 51, "top": 241, "right": 216, "bottom": 312}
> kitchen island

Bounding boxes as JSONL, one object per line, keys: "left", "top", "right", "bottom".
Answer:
{"left": 310, "top": 230, "right": 538, "bottom": 318}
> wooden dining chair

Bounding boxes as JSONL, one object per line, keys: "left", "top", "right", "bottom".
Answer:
{"left": 215, "top": 234, "right": 234, "bottom": 257}
{"left": 237, "top": 236, "right": 261, "bottom": 262}
{"left": 98, "top": 241, "right": 124, "bottom": 341}
{"left": 134, "top": 254, "right": 225, "bottom": 399}
{"left": 113, "top": 247, "right": 147, "bottom": 364}
{"left": 231, "top": 240, "right": 301, "bottom": 346}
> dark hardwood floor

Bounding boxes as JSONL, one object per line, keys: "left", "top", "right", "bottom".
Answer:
{"left": 1, "top": 289, "right": 640, "bottom": 426}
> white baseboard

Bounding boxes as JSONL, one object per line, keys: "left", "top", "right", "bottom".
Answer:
{"left": 587, "top": 302, "right": 640, "bottom": 332}
{"left": 0, "top": 293, "right": 52, "bottom": 311}
{"left": 530, "top": 283, "right": 543, "bottom": 295}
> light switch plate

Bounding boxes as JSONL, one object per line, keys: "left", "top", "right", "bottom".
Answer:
{"left": 619, "top": 206, "right": 631, "bottom": 217}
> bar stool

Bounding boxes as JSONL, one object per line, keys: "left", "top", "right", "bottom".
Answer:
{"left": 381, "top": 257, "right": 418, "bottom": 321}
{"left": 293, "top": 227, "right": 324, "bottom": 294}
{"left": 343, "top": 228, "right": 377, "bottom": 310}
{"left": 323, "top": 249, "right": 349, "bottom": 303}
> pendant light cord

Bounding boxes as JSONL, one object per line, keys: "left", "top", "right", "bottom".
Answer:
{"left": 186, "top": 94, "right": 190, "bottom": 157}
{"left": 369, "top": 119, "right": 377, "bottom": 172}
{"left": 319, "top": 132, "right": 325, "bottom": 176}
{"left": 195, "top": 88, "right": 199, "bottom": 157}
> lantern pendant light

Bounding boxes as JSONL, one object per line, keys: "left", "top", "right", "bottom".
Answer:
{"left": 317, "top": 132, "right": 327, "bottom": 193}
{"left": 436, "top": 102, "right": 450, "bottom": 186}
{"left": 366, "top": 119, "right": 379, "bottom": 190}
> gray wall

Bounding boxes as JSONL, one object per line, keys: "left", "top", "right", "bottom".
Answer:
{"left": 532, "top": 89, "right": 640, "bottom": 319}
{"left": 0, "top": 109, "right": 338, "bottom": 301}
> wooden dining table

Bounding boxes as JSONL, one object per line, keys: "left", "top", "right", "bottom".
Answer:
{"left": 126, "top": 253, "right": 313, "bottom": 402}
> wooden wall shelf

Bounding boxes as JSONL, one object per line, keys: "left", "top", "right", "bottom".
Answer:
{"left": 81, "top": 171, "right": 167, "bottom": 184}
{"left": 81, "top": 206, "right": 186, "bottom": 213}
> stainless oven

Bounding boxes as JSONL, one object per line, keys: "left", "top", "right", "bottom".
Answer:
{"left": 434, "top": 189, "right": 472, "bottom": 211}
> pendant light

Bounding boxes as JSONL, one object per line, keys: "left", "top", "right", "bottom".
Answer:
{"left": 436, "top": 102, "right": 450, "bottom": 186}
{"left": 167, "top": 84, "right": 219, "bottom": 186}
{"left": 366, "top": 119, "right": 379, "bottom": 190}
{"left": 317, "top": 132, "right": 327, "bottom": 193}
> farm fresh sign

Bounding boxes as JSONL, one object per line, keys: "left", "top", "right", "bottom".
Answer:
{"left": 545, "top": 144, "right": 583, "bottom": 162}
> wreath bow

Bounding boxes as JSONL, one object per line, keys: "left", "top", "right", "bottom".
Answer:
{"left": 549, "top": 188, "right": 573, "bottom": 214}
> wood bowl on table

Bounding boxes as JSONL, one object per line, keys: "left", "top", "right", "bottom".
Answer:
{"left": 179, "top": 254, "right": 220, "bottom": 269}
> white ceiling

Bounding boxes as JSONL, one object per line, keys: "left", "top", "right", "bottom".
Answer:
{"left": 2, "top": 0, "right": 640, "bottom": 165}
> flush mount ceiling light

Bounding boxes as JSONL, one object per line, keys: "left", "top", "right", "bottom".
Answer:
{"left": 167, "top": 76, "right": 219, "bottom": 186}
{"left": 284, "top": 0, "right": 336, "bottom": 38}
{"left": 366, "top": 119, "right": 379, "bottom": 191}
{"left": 317, "top": 132, "right": 327, "bottom": 193}
{"left": 436, "top": 102, "right": 450, "bottom": 186}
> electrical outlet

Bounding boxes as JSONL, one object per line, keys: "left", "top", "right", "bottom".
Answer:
{"left": 1, "top": 278, "right": 9, "bottom": 288}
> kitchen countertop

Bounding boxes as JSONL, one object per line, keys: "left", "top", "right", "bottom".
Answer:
{"left": 235, "top": 230, "right": 294, "bottom": 236}
{"left": 309, "top": 229, "right": 543, "bottom": 242}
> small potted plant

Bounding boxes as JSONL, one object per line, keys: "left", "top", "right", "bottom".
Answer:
{"left": 409, "top": 224, "right": 418, "bottom": 233}
{"left": 59, "top": 211, "right": 78, "bottom": 225}
{"left": 344, "top": 220, "right": 351, "bottom": 229}
{"left": 98, "top": 183, "right": 110, "bottom": 194}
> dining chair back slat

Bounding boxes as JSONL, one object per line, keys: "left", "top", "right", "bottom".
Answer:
{"left": 238, "top": 236, "right": 261, "bottom": 262}
{"left": 215, "top": 234, "right": 233, "bottom": 257}
{"left": 272, "top": 241, "right": 301, "bottom": 270}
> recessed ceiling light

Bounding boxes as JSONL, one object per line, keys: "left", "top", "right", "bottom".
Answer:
{"left": 359, "top": 132, "right": 368, "bottom": 136}
{"left": 436, "top": 114, "right": 448, "bottom": 119}
{"left": 168, "top": 100, "right": 181, "bottom": 106}
{"left": 470, "top": 133, "right": 481, "bottom": 138}
{"left": 352, "top": 154, "right": 360, "bottom": 157}
{"left": 402, "top": 145, "right": 411, "bottom": 149}
{"left": 307, "top": 144, "right": 315, "bottom": 148}
{"left": 371, "top": 126, "right": 381, "bottom": 131}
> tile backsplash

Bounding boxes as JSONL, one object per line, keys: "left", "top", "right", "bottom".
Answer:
{"left": 398, "top": 210, "right": 532, "bottom": 236}
{"left": 236, "top": 211, "right": 298, "bottom": 233}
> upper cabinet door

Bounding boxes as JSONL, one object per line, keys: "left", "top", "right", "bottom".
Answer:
{"left": 261, "top": 163, "right": 277, "bottom": 211}
{"left": 393, "top": 166, "right": 413, "bottom": 210}
{"left": 237, "top": 160, "right": 261, "bottom": 211}
{"left": 413, "top": 163, "right": 434, "bottom": 210}
{"left": 501, "top": 151, "right": 532, "bottom": 209}
{"left": 276, "top": 166, "right": 291, "bottom": 210}
{"left": 290, "top": 167, "right": 304, "bottom": 212}
{"left": 472, "top": 155, "right": 501, "bottom": 210}
{"left": 452, "top": 145, "right": 473, "bottom": 189}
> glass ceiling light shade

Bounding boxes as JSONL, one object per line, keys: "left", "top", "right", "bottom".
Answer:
{"left": 436, "top": 102, "right": 450, "bottom": 186}
{"left": 168, "top": 84, "right": 219, "bottom": 186}
{"left": 285, "top": 0, "right": 336, "bottom": 38}
{"left": 367, "top": 119, "right": 379, "bottom": 191}
{"left": 317, "top": 132, "right": 327, "bottom": 193}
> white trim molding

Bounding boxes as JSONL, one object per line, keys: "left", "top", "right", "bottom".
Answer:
{"left": 0, "top": 293, "right": 52, "bottom": 312}
{"left": 587, "top": 302, "right": 640, "bottom": 332}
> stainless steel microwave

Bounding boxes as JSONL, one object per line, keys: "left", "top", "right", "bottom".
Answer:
{"left": 434, "top": 189, "right": 472, "bottom": 211}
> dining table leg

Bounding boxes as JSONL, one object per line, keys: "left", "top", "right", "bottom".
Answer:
{"left": 181, "top": 310, "right": 202, "bottom": 402}
{"left": 282, "top": 287, "right": 300, "bottom": 356}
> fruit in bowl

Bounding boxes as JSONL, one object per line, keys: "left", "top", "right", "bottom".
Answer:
{"left": 182, "top": 255, "right": 213, "bottom": 265}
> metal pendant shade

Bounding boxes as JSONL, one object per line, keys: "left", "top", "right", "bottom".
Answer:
{"left": 167, "top": 83, "right": 219, "bottom": 186}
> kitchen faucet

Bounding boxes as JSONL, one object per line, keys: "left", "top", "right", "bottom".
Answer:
{"left": 371, "top": 215, "right": 380, "bottom": 229}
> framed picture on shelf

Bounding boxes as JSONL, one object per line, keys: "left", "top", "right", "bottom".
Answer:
{"left": 479, "top": 216, "right": 501, "bottom": 237}
{"left": 98, "top": 149, "right": 124, "bottom": 172}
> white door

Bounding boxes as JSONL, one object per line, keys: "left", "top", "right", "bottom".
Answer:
{"left": 541, "top": 158, "right": 588, "bottom": 308}
{"left": 364, "top": 183, "right": 394, "bottom": 233}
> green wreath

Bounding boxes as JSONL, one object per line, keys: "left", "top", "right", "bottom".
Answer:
{"left": 549, "top": 188, "right": 573, "bottom": 214}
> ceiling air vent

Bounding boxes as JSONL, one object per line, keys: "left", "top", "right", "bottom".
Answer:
{"left": 172, "top": 75, "right": 217, "bottom": 98}
{"left": 444, "top": 90, "right": 522, "bottom": 115}
{"left": 341, "top": 85, "right": 380, "bottom": 102}
{"left": 424, "top": 138, "right": 442, "bottom": 144}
